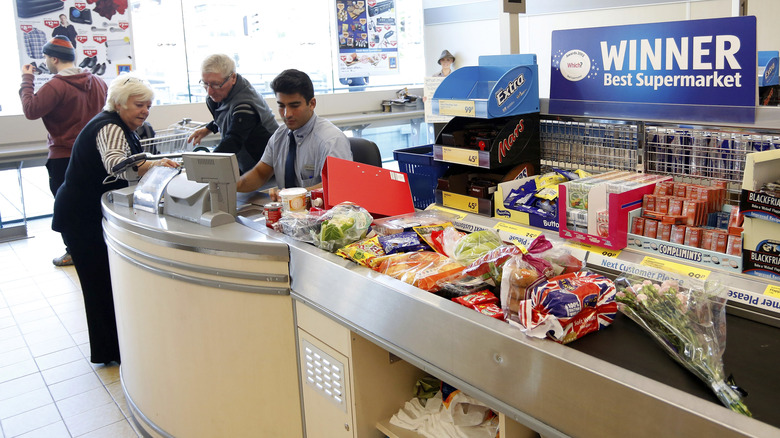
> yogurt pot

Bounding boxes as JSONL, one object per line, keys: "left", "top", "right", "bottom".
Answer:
{"left": 279, "top": 187, "right": 308, "bottom": 213}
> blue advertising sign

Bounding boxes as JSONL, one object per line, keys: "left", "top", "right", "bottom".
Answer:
{"left": 550, "top": 16, "right": 757, "bottom": 123}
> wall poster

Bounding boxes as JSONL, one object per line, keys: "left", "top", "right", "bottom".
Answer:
{"left": 336, "top": 0, "right": 399, "bottom": 78}
{"left": 14, "top": 0, "right": 135, "bottom": 87}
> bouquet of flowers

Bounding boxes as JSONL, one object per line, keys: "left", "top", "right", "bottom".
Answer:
{"left": 614, "top": 275, "right": 751, "bottom": 416}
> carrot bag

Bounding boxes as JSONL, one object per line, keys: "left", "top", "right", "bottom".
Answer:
{"left": 371, "top": 251, "right": 465, "bottom": 292}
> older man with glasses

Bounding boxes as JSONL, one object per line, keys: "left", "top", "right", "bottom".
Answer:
{"left": 187, "top": 54, "right": 278, "bottom": 174}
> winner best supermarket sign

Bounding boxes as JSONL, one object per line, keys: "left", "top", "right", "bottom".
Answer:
{"left": 549, "top": 16, "right": 757, "bottom": 123}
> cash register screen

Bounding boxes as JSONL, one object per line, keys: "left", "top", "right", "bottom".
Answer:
{"left": 182, "top": 152, "right": 239, "bottom": 184}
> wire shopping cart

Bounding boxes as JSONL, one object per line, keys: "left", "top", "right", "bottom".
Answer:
{"left": 140, "top": 118, "right": 207, "bottom": 155}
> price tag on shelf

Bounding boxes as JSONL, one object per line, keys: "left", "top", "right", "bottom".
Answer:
{"left": 426, "top": 205, "right": 468, "bottom": 220}
{"left": 565, "top": 241, "right": 621, "bottom": 258}
{"left": 438, "top": 99, "right": 476, "bottom": 117}
{"left": 494, "top": 222, "right": 541, "bottom": 240}
{"left": 640, "top": 256, "right": 710, "bottom": 280}
{"left": 441, "top": 192, "right": 479, "bottom": 214}
{"left": 440, "top": 146, "right": 479, "bottom": 166}
{"left": 765, "top": 284, "right": 780, "bottom": 299}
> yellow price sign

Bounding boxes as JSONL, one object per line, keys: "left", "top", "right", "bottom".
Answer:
{"left": 442, "top": 192, "right": 479, "bottom": 214}
{"left": 494, "top": 222, "right": 541, "bottom": 240}
{"left": 640, "top": 256, "right": 710, "bottom": 280}
{"left": 438, "top": 99, "right": 476, "bottom": 117}
{"left": 565, "top": 241, "right": 621, "bottom": 258}
{"left": 426, "top": 205, "right": 468, "bottom": 220}
{"left": 765, "top": 284, "right": 780, "bottom": 299}
{"left": 441, "top": 146, "right": 480, "bottom": 166}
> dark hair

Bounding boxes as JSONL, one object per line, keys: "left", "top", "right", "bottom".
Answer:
{"left": 270, "top": 69, "right": 314, "bottom": 102}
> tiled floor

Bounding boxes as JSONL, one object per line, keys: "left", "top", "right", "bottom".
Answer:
{"left": 0, "top": 218, "right": 140, "bottom": 437}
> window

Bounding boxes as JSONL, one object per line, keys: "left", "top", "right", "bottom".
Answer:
{"left": 131, "top": 0, "right": 424, "bottom": 105}
{"left": 3, "top": 0, "right": 425, "bottom": 113}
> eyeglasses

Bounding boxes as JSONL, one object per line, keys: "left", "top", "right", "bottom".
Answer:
{"left": 199, "top": 75, "right": 232, "bottom": 90}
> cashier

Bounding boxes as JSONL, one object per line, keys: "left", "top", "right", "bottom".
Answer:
{"left": 237, "top": 69, "right": 351, "bottom": 199}
{"left": 52, "top": 74, "right": 179, "bottom": 365}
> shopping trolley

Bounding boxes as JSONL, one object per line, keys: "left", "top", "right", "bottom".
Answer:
{"left": 140, "top": 118, "right": 208, "bottom": 154}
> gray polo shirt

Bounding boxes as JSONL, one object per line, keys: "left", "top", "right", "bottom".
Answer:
{"left": 260, "top": 113, "right": 352, "bottom": 188}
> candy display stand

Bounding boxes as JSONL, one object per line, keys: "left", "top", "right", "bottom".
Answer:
{"left": 431, "top": 54, "right": 539, "bottom": 119}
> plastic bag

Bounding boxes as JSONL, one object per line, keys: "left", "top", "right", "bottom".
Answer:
{"left": 371, "top": 251, "right": 465, "bottom": 292}
{"left": 512, "top": 271, "right": 617, "bottom": 344}
{"left": 614, "top": 273, "right": 750, "bottom": 416}
{"left": 273, "top": 211, "right": 320, "bottom": 244}
{"left": 499, "top": 255, "right": 545, "bottom": 319}
{"left": 450, "top": 229, "right": 504, "bottom": 265}
{"left": 315, "top": 202, "right": 374, "bottom": 252}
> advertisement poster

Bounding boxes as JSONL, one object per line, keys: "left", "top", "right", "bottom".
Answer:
{"left": 423, "top": 77, "right": 452, "bottom": 124}
{"left": 336, "top": 0, "right": 399, "bottom": 78}
{"left": 14, "top": 0, "right": 135, "bottom": 88}
{"left": 549, "top": 16, "right": 757, "bottom": 123}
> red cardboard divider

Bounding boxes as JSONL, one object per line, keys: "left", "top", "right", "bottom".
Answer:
{"left": 558, "top": 183, "right": 656, "bottom": 250}
{"left": 322, "top": 156, "right": 416, "bottom": 218}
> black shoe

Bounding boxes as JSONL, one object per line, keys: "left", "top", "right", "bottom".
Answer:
{"left": 91, "top": 61, "right": 100, "bottom": 74}
{"left": 79, "top": 57, "right": 90, "bottom": 68}
{"left": 87, "top": 56, "right": 98, "bottom": 69}
{"left": 96, "top": 63, "right": 106, "bottom": 76}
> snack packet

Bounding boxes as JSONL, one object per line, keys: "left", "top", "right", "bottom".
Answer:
{"left": 336, "top": 236, "right": 385, "bottom": 267}
{"left": 378, "top": 232, "right": 428, "bottom": 254}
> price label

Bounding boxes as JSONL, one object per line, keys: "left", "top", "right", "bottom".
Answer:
{"left": 441, "top": 192, "right": 479, "bottom": 214}
{"left": 426, "top": 205, "right": 467, "bottom": 220}
{"left": 765, "top": 285, "right": 780, "bottom": 299}
{"left": 438, "top": 99, "right": 476, "bottom": 117}
{"left": 494, "top": 222, "right": 541, "bottom": 239}
{"left": 640, "top": 256, "right": 710, "bottom": 280}
{"left": 441, "top": 146, "right": 479, "bottom": 166}
{"left": 566, "top": 241, "right": 622, "bottom": 258}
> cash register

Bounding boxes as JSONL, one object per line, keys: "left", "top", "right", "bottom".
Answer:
{"left": 110, "top": 152, "right": 240, "bottom": 227}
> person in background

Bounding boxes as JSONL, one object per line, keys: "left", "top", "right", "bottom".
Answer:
{"left": 237, "top": 69, "right": 352, "bottom": 198}
{"left": 19, "top": 36, "right": 107, "bottom": 267}
{"left": 52, "top": 74, "right": 179, "bottom": 364}
{"left": 434, "top": 49, "right": 456, "bottom": 77}
{"left": 187, "top": 54, "right": 279, "bottom": 174}
{"left": 52, "top": 14, "right": 78, "bottom": 49}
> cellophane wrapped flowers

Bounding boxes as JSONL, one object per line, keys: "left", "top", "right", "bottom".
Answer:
{"left": 614, "top": 276, "right": 751, "bottom": 416}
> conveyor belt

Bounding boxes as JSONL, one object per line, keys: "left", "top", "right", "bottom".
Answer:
{"left": 568, "top": 311, "right": 780, "bottom": 426}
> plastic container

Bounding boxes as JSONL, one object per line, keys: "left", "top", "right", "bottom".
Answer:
{"left": 278, "top": 188, "right": 307, "bottom": 213}
{"left": 393, "top": 145, "right": 451, "bottom": 209}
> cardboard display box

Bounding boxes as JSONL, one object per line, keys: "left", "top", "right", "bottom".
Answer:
{"left": 626, "top": 210, "right": 743, "bottom": 272}
{"left": 742, "top": 216, "right": 780, "bottom": 280}
{"left": 493, "top": 176, "right": 560, "bottom": 231}
{"left": 740, "top": 148, "right": 780, "bottom": 224}
{"left": 433, "top": 113, "right": 541, "bottom": 170}
{"left": 558, "top": 179, "right": 666, "bottom": 250}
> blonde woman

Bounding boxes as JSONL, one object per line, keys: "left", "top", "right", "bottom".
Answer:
{"left": 52, "top": 74, "right": 178, "bottom": 364}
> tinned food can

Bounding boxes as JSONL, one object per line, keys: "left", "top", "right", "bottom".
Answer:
{"left": 263, "top": 202, "right": 283, "bottom": 228}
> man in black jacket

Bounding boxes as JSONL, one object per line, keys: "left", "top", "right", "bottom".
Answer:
{"left": 187, "top": 54, "right": 278, "bottom": 174}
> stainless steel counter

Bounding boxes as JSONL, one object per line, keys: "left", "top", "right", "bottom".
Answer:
{"left": 102, "top": 192, "right": 780, "bottom": 437}
{"left": 238, "top": 213, "right": 780, "bottom": 438}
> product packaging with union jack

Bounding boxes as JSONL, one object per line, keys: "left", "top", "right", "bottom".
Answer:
{"left": 510, "top": 271, "right": 617, "bottom": 344}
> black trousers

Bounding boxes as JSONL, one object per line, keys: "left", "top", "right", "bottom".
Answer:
{"left": 62, "top": 227, "right": 121, "bottom": 364}
{"left": 46, "top": 157, "right": 70, "bottom": 252}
